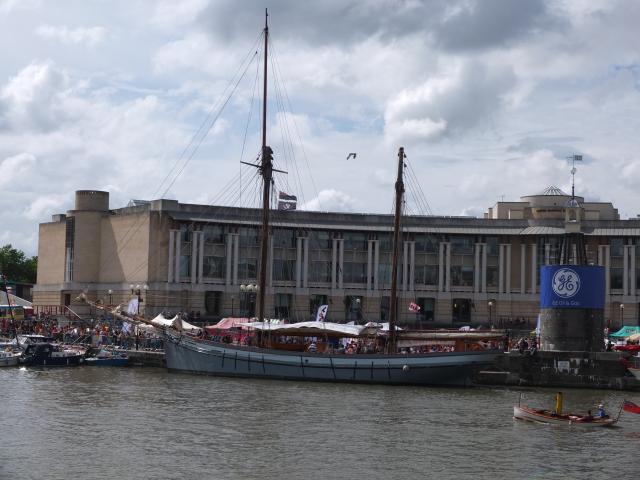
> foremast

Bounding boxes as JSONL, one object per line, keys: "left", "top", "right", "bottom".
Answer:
{"left": 388, "top": 147, "right": 405, "bottom": 353}
{"left": 257, "top": 9, "right": 272, "bottom": 326}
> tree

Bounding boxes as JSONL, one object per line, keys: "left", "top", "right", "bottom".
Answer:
{"left": 0, "top": 244, "right": 38, "bottom": 283}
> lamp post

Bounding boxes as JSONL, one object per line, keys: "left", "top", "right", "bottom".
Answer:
{"left": 108, "top": 289, "right": 113, "bottom": 305}
{"left": 488, "top": 300, "right": 493, "bottom": 328}
{"left": 620, "top": 303, "right": 625, "bottom": 327}
{"left": 130, "top": 284, "right": 149, "bottom": 315}
{"left": 356, "top": 297, "right": 362, "bottom": 323}
{"left": 240, "top": 284, "right": 258, "bottom": 317}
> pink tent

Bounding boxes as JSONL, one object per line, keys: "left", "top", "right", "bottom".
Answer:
{"left": 205, "top": 317, "right": 251, "bottom": 333}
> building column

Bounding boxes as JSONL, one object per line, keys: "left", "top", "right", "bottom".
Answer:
{"left": 174, "top": 232, "right": 181, "bottom": 283}
{"left": 498, "top": 245, "right": 504, "bottom": 294}
{"left": 474, "top": 243, "right": 481, "bottom": 294}
{"left": 624, "top": 245, "right": 630, "bottom": 296}
{"left": 438, "top": 242, "right": 444, "bottom": 292}
{"left": 296, "top": 237, "right": 303, "bottom": 288}
{"left": 268, "top": 235, "right": 273, "bottom": 287}
{"left": 445, "top": 243, "right": 451, "bottom": 292}
{"left": 168, "top": 230, "right": 176, "bottom": 283}
{"left": 225, "top": 233, "right": 233, "bottom": 286}
{"left": 367, "top": 240, "right": 373, "bottom": 292}
{"left": 402, "top": 241, "right": 409, "bottom": 292}
{"left": 520, "top": 244, "right": 526, "bottom": 294}
{"left": 332, "top": 239, "right": 338, "bottom": 289}
{"left": 373, "top": 240, "right": 380, "bottom": 291}
{"left": 409, "top": 241, "right": 415, "bottom": 292}
{"left": 506, "top": 244, "right": 512, "bottom": 295}
{"left": 631, "top": 245, "right": 636, "bottom": 296}
{"left": 481, "top": 244, "right": 487, "bottom": 293}
{"left": 605, "top": 245, "right": 611, "bottom": 296}
{"left": 198, "top": 232, "right": 204, "bottom": 283}
{"left": 598, "top": 245, "right": 604, "bottom": 266}
{"left": 544, "top": 244, "right": 551, "bottom": 265}
{"left": 191, "top": 232, "right": 198, "bottom": 284}
{"left": 233, "top": 234, "right": 240, "bottom": 286}
{"left": 302, "top": 237, "right": 309, "bottom": 288}
{"left": 530, "top": 244, "right": 537, "bottom": 294}
{"left": 338, "top": 239, "right": 344, "bottom": 289}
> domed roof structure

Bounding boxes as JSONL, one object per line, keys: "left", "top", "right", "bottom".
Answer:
{"left": 539, "top": 185, "right": 569, "bottom": 196}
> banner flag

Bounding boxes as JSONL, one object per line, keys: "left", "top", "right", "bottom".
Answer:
{"left": 316, "top": 304, "right": 329, "bottom": 322}
{"left": 409, "top": 302, "right": 421, "bottom": 312}
{"left": 279, "top": 191, "right": 297, "bottom": 201}
{"left": 127, "top": 298, "right": 139, "bottom": 315}
{"left": 278, "top": 201, "right": 296, "bottom": 211}
{"left": 623, "top": 400, "right": 640, "bottom": 414}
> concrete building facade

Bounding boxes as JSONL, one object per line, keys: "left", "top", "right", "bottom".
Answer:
{"left": 33, "top": 188, "right": 638, "bottom": 329}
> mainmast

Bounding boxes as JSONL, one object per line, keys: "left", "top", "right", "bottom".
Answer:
{"left": 257, "top": 9, "right": 272, "bottom": 325}
{"left": 388, "top": 147, "right": 405, "bottom": 354}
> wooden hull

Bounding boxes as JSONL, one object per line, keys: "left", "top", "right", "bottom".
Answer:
{"left": 513, "top": 405, "right": 617, "bottom": 427}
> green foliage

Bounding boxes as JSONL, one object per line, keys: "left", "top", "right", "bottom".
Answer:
{"left": 0, "top": 244, "right": 37, "bottom": 284}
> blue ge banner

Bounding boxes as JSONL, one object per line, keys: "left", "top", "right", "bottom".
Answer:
{"left": 540, "top": 265, "right": 605, "bottom": 309}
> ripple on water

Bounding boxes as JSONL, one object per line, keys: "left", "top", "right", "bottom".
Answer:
{"left": 1, "top": 367, "right": 639, "bottom": 480}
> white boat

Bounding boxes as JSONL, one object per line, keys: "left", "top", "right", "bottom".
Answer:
{"left": 0, "top": 350, "right": 21, "bottom": 367}
{"left": 513, "top": 405, "right": 617, "bottom": 427}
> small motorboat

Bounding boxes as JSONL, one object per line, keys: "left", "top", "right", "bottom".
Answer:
{"left": 85, "top": 349, "right": 130, "bottom": 367}
{"left": 513, "top": 392, "right": 618, "bottom": 427}
{"left": 20, "top": 343, "right": 85, "bottom": 367}
{"left": 0, "top": 349, "right": 21, "bottom": 367}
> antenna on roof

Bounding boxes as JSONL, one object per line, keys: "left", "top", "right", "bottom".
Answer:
{"left": 567, "top": 154, "right": 582, "bottom": 199}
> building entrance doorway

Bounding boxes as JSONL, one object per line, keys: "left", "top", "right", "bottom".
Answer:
{"left": 452, "top": 298, "right": 472, "bottom": 323}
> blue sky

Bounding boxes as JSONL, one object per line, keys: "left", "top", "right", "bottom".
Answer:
{"left": 1, "top": 0, "right": 639, "bottom": 255}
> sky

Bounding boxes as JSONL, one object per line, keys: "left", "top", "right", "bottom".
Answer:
{"left": 1, "top": 0, "right": 639, "bottom": 255}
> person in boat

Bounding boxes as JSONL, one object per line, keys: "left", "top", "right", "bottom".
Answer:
{"left": 597, "top": 404, "right": 607, "bottom": 418}
{"left": 581, "top": 410, "right": 594, "bottom": 421}
{"left": 307, "top": 341, "right": 317, "bottom": 353}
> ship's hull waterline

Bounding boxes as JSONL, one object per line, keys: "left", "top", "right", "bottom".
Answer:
{"left": 163, "top": 330, "right": 500, "bottom": 386}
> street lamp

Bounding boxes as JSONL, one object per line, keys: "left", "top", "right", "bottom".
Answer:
{"left": 108, "top": 289, "right": 113, "bottom": 305}
{"left": 488, "top": 300, "right": 493, "bottom": 328}
{"left": 130, "top": 284, "right": 148, "bottom": 315}
{"left": 240, "top": 284, "right": 258, "bottom": 317}
{"left": 620, "top": 303, "right": 625, "bottom": 327}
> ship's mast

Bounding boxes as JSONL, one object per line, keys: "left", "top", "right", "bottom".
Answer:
{"left": 257, "top": 9, "right": 271, "bottom": 326}
{"left": 388, "top": 147, "right": 405, "bottom": 353}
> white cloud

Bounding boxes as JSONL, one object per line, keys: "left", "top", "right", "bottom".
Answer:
{"left": 35, "top": 25, "right": 107, "bottom": 46}
{"left": 24, "top": 193, "right": 67, "bottom": 220}
{"left": 151, "top": 0, "right": 210, "bottom": 30}
{"left": 301, "top": 189, "right": 358, "bottom": 212}
{"left": 0, "top": 152, "right": 37, "bottom": 188}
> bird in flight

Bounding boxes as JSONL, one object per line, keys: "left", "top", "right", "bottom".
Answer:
{"left": 346, "top": 153, "right": 357, "bottom": 160}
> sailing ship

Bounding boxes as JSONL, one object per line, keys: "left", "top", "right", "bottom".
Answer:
{"left": 82, "top": 12, "right": 501, "bottom": 386}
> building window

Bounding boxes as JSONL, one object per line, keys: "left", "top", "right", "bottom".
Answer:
{"left": 310, "top": 261, "right": 331, "bottom": 282}
{"left": 238, "top": 258, "right": 257, "bottom": 280}
{"left": 273, "top": 259, "right": 295, "bottom": 281}
{"left": 179, "top": 255, "right": 191, "bottom": 277}
{"left": 203, "top": 226, "right": 225, "bottom": 244}
{"left": 344, "top": 262, "right": 367, "bottom": 284}
{"left": 378, "top": 263, "right": 392, "bottom": 285}
{"left": 611, "top": 268, "right": 623, "bottom": 290}
{"left": 415, "top": 234, "right": 439, "bottom": 253}
{"left": 343, "top": 233, "right": 367, "bottom": 251}
{"left": 486, "top": 266, "right": 498, "bottom": 288}
{"left": 415, "top": 265, "right": 438, "bottom": 286}
{"left": 273, "top": 228, "right": 296, "bottom": 248}
{"left": 309, "top": 230, "right": 332, "bottom": 250}
{"left": 450, "top": 236, "right": 474, "bottom": 255}
{"left": 274, "top": 293, "right": 292, "bottom": 319}
{"left": 451, "top": 265, "right": 474, "bottom": 287}
{"left": 203, "top": 256, "right": 225, "bottom": 278}
{"left": 239, "top": 227, "right": 259, "bottom": 246}
{"left": 452, "top": 299, "right": 472, "bottom": 323}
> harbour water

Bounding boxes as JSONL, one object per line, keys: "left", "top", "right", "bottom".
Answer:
{"left": 1, "top": 367, "right": 639, "bottom": 480}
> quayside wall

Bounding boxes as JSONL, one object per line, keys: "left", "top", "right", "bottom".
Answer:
{"left": 476, "top": 351, "right": 640, "bottom": 391}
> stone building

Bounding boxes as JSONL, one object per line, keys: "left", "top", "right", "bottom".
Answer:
{"left": 34, "top": 187, "right": 637, "bottom": 328}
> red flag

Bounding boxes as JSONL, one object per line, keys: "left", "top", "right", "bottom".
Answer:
{"left": 409, "top": 302, "right": 421, "bottom": 313}
{"left": 623, "top": 400, "right": 640, "bottom": 414}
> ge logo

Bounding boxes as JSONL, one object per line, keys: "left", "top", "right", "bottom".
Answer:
{"left": 552, "top": 268, "right": 581, "bottom": 298}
